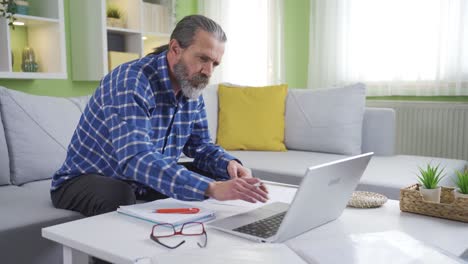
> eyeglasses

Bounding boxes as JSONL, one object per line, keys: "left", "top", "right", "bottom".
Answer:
{"left": 150, "top": 222, "right": 208, "bottom": 249}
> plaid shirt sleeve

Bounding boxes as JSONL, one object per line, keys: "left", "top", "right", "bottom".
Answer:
{"left": 183, "top": 97, "right": 238, "bottom": 180}
{"left": 104, "top": 72, "right": 214, "bottom": 201}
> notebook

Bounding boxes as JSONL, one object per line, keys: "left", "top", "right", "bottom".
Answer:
{"left": 117, "top": 198, "right": 215, "bottom": 226}
{"left": 208, "top": 153, "right": 373, "bottom": 243}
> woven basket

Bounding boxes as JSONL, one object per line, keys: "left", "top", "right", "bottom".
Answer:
{"left": 400, "top": 184, "right": 468, "bottom": 223}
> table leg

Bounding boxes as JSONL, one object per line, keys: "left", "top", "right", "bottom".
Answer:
{"left": 63, "top": 245, "right": 89, "bottom": 264}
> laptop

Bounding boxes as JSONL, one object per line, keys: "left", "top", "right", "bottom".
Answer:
{"left": 208, "top": 152, "right": 373, "bottom": 243}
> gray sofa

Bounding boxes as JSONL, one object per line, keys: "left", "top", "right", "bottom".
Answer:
{"left": 0, "top": 85, "right": 466, "bottom": 264}
{"left": 199, "top": 84, "right": 467, "bottom": 198}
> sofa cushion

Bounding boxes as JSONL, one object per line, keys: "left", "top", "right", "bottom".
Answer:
{"left": 285, "top": 83, "right": 366, "bottom": 155}
{"left": 217, "top": 84, "right": 288, "bottom": 151}
{"left": 232, "top": 150, "right": 468, "bottom": 200}
{"left": 0, "top": 87, "right": 89, "bottom": 185}
{"left": 0, "top": 110, "right": 10, "bottom": 185}
{"left": 357, "top": 155, "right": 468, "bottom": 199}
{"left": 229, "top": 150, "right": 347, "bottom": 184}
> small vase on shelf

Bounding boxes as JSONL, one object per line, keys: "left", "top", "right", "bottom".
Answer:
{"left": 15, "top": 0, "right": 29, "bottom": 15}
{"left": 21, "top": 46, "right": 39, "bottom": 72}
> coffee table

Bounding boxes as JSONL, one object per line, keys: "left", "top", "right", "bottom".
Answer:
{"left": 42, "top": 182, "right": 468, "bottom": 264}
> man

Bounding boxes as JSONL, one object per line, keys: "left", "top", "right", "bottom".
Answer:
{"left": 51, "top": 15, "right": 268, "bottom": 217}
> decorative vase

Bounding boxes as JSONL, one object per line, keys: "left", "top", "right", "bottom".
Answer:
{"left": 15, "top": 0, "right": 29, "bottom": 15}
{"left": 106, "top": 17, "right": 125, "bottom": 28}
{"left": 454, "top": 190, "right": 468, "bottom": 199}
{"left": 21, "top": 46, "right": 39, "bottom": 72}
{"left": 419, "top": 186, "right": 441, "bottom": 203}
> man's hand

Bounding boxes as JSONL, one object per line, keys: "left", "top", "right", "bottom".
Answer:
{"left": 205, "top": 178, "right": 269, "bottom": 203}
{"left": 227, "top": 160, "right": 251, "bottom": 179}
{"left": 227, "top": 160, "right": 268, "bottom": 194}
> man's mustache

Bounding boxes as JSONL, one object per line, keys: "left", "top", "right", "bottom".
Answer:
{"left": 191, "top": 74, "right": 209, "bottom": 86}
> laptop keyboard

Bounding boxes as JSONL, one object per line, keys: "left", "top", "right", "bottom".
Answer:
{"left": 233, "top": 211, "right": 286, "bottom": 239}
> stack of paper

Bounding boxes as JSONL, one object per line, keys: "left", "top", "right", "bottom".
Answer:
{"left": 117, "top": 198, "right": 215, "bottom": 226}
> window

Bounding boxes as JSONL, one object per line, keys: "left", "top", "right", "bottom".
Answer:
{"left": 309, "top": 0, "right": 468, "bottom": 96}
{"left": 199, "top": 0, "right": 284, "bottom": 86}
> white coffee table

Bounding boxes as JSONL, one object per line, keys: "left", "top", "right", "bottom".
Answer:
{"left": 42, "top": 182, "right": 468, "bottom": 264}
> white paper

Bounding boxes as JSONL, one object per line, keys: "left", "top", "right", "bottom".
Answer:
{"left": 117, "top": 198, "right": 215, "bottom": 226}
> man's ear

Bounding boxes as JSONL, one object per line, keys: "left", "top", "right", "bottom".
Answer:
{"left": 169, "top": 39, "right": 182, "bottom": 56}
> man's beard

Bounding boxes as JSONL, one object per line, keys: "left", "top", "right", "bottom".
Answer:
{"left": 173, "top": 60, "right": 209, "bottom": 99}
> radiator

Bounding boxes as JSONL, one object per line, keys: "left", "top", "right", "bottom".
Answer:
{"left": 366, "top": 101, "right": 468, "bottom": 161}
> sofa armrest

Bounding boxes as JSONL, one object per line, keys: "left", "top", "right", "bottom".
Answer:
{"left": 362, "top": 107, "right": 396, "bottom": 156}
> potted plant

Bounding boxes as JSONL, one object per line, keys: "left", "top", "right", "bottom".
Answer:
{"left": 417, "top": 164, "right": 445, "bottom": 203}
{"left": 0, "top": 0, "right": 17, "bottom": 28}
{"left": 106, "top": 5, "right": 125, "bottom": 28}
{"left": 454, "top": 170, "right": 468, "bottom": 199}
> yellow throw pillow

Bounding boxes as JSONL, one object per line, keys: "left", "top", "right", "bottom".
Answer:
{"left": 217, "top": 84, "right": 288, "bottom": 151}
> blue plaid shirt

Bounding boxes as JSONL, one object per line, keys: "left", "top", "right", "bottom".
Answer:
{"left": 52, "top": 51, "right": 237, "bottom": 201}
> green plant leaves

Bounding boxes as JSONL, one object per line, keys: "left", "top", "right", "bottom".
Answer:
{"left": 455, "top": 170, "right": 468, "bottom": 194}
{"left": 417, "top": 164, "right": 445, "bottom": 189}
{"left": 0, "top": 0, "right": 17, "bottom": 29}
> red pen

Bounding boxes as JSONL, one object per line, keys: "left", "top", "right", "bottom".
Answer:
{"left": 155, "top": 208, "right": 200, "bottom": 214}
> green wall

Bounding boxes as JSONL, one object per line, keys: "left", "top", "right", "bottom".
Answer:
{"left": 284, "top": 0, "right": 309, "bottom": 88}
{"left": 175, "top": 0, "right": 198, "bottom": 22}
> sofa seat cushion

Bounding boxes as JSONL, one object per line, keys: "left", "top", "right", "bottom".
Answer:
{"left": 229, "top": 150, "right": 347, "bottom": 184}
{"left": 357, "top": 155, "right": 468, "bottom": 200}
{"left": 0, "top": 179, "right": 82, "bottom": 233}
{"left": 230, "top": 151, "right": 468, "bottom": 200}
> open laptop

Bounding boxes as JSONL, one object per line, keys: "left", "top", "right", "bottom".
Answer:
{"left": 208, "top": 152, "right": 373, "bottom": 243}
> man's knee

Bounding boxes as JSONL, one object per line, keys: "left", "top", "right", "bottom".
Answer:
{"left": 84, "top": 175, "right": 136, "bottom": 216}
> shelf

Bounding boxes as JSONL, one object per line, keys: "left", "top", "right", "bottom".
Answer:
{"left": 0, "top": 0, "right": 67, "bottom": 79}
{"left": 107, "top": 27, "right": 141, "bottom": 35}
{"left": 15, "top": 14, "right": 60, "bottom": 25}
{"left": 69, "top": 0, "right": 174, "bottom": 81}
{"left": 0, "top": 72, "right": 67, "bottom": 79}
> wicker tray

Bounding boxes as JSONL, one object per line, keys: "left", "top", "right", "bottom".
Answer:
{"left": 400, "top": 184, "right": 468, "bottom": 223}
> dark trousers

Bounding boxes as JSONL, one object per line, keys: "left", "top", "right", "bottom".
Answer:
{"left": 51, "top": 162, "right": 213, "bottom": 217}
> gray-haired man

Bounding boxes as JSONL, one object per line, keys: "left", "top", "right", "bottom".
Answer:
{"left": 51, "top": 15, "right": 269, "bottom": 217}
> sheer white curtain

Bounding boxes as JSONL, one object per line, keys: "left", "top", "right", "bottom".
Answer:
{"left": 199, "top": 0, "right": 284, "bottom": 86}
{"left": 308, "top": 0, "right": 468, "bottom": 96}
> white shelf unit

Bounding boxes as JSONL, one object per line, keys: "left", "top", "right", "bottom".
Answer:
{"left": 0, "top": 0, "right": 67, "bottom": 79}
{"left": 70, "top": 0, "right": 174, "bottom": 81}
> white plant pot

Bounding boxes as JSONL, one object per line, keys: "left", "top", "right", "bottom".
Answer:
{"left": 419, "top": 186, "right": 441, "bottom": 203}
{"left": 107, "top": 17, "right": 125, "bottom": 28}
{"left": 454, "top": 189, "right": 468, "bottom": 199}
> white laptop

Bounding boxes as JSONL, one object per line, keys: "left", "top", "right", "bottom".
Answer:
{"left": 208, "top": 152, "right": 373, "bottom": 243}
